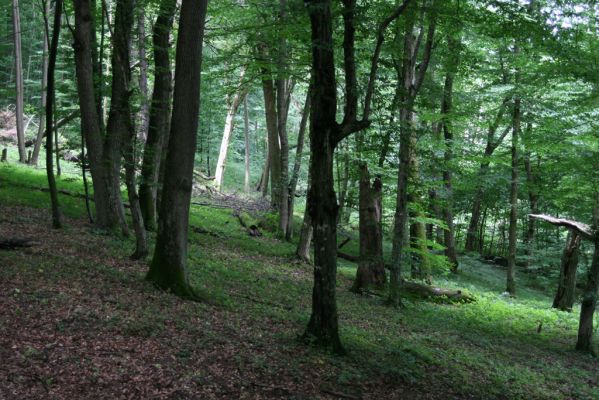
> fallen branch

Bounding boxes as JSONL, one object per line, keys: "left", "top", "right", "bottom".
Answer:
{"left": 193, "top": 169, "right": 215, "bottom": 180}
{"left": 401, "top": 280, "right": 476, "bottom": 303}
{"left": 337, "top": 251, "right": 359, "bottom": 263}
{"left": 0, "top": 238, "right": 36, "bottom": 250}
{"left": 529, "top": 214, "right": 595, "bottom": 241}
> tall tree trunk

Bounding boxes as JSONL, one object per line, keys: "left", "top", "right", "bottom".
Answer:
{"left": 286, "top": 88, "right": 311, "bottom": 240}
{"left": 243, "top": 95, "right": 250, "bottom": 194}
{"left": 303, "top": 0, "right": 343, "bottom": 354}
{"left": 261, "top": 75, "right": 281, "bottom": 207}
{"left": 214, "top": 66, "right": 247, "bottom": 191}
{"left": 506, "top": 69, "right": 520, "bottom": 295}
{"left": 523, "top": 123, "right": 539, "bottom": 264}
{"left": 138, "top": 0, "right": 176, "bottom": 231}
{"left": 147, "top": 0, "right": 208, "bottom": 298}
{"left": 576, "top": 193, "right": 599, "bottom": 353}
{"left": 296, "top": 197, "right": 313, "bottom": 262}
{"left": 12, "top": 0, "right": 26, "bottom": 163}
{"left": 137, "top": 6, "right": 150, "bottom": 142}
{"left": 72, "top": 0, "right": 120, "bottom": 230}
{"left": 45, "top": 0, "right": 63, "bottom": 229}
{"left": 30, "top": 0, "right": 50, "bottom": 166}
{"left": 352, "top": 163, "right": 385, "bottom": 291}
{"left": 552, "top": 231, "right": 581, "bottom": 311}
{"left": 440, "top": 30, "right": 460, "bottom": 273}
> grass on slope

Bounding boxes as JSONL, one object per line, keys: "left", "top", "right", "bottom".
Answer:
{"left": 1, "top": 161, "right": 599, "bottom": 400}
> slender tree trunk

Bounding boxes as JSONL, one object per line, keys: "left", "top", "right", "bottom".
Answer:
{"left": 506, "top": 79, "right": 520, "bottom": 295}
{"left": 552, "top": 231, "right": 581, "bottom": 311}
{"left": 523, "top": 124, "right": 539, "bottom": 264}
{"left": 45, "top": 0, "right": 63, "bottom": 229}
{"left": 138, "top": 0, "right": 176, "bottom": 231}
{"left": 576, "top": 194, "right": 599, "bottom": 353}
{"left": 286, "top": 88, "right": 311, "bottom": 240}
{"left": 261, "top": 75, "right": 281, "bottom": 207}
{"left": 12, "top": 0, "right": 26, "bottom": 163}
{"left": 30, "top": 0, "right": 50, "bottom": 166}
{"left": 243, "top": 95, "right": 250, "bottom": 194}
{"left": 214, "top": 66, "right": 247, "bottom": 191}
{"left": 296, "top": 198, "right": 313, "bottom": 262}
{"left": 137, "top": 6, "right": 150, "bottom": 142}
{"left": 440, "top": 32, "right": 460, "bottom": 273}
{"left": 147, "top": 0, "right": 208, "bottom": 297}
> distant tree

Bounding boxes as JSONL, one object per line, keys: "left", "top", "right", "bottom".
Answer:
{"left": 12, "top": 0, "right": 26, "bottom": 163}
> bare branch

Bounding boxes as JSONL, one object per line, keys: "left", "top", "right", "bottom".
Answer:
{"left": 529, "top": 214, "right": 595, "bottom": 241}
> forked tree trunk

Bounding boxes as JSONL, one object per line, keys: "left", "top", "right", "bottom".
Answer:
{"left": 352, "top": 163, "right": 385, "bottom": 291}
{"left": 30, "top": 0, "right": 50, "bottom": 166}
{"left": 73, "top": 0, "right": 121, "bottom": 230}
{"left": 146, "top": 0, "right": 208, "bottom": 298}
{"left": 214, "top": 66, "right": 247, "bottom": 191}
{"left": 552, "top": 231, "right": 581, "bottom": 311}
{"left": 12, "top": 0, "right": 27, "bottom": 163}
{"left": 45, "top": 0, "right": 62, "bottom": 229}
{"left": 138, "top": 0, "right": 176, "bottom": 231}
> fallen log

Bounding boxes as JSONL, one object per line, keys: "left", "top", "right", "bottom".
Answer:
{"left": 0, "top": 238, "right": 36, "bottom": 250}
{"left": 338, "top": 251, "right": 359, "bottom": 263}
{"left": 401, "top": 280, "right": 476, "bottom": 303}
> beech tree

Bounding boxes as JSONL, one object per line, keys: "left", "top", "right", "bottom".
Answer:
{"left": 146, "top": 0, "right": 208, "bottom": 297}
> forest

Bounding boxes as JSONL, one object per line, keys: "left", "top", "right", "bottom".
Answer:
{"left": 1, "top": 0, "right": 598, "bottom": 398}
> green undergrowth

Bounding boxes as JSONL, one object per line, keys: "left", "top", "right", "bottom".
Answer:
{"left": 1, "top": 161, "right": 599, "bottom": 399}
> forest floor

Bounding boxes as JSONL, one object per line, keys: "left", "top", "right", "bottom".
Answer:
{"left": 1, "top": 161, "right": 599, "bottom": 399}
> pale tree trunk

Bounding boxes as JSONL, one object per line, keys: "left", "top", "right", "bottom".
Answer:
{"left": 243, "top": 95, "right": 250, "bottom": 194}
{"left": 552, "top": 231, "right": 580, "bottom": 311}
{"left": 506, "top": 55, "right": 520, "bottom": 295}
{"left": 286, "top": 87, "right": 311, "bottom": 240}
{"left": 45, "top": 0, "right": 63, "bottom": 228}
{"left": 12, "top": 0, "right": 26, "bottom": 163}
{"left": 214, "top": 66, "right": 247, "bottom": 191}
{"left": 147, "top": 0, "right": 208, "bottom": 298}
{"left": 138, "top": 0, "right": 176, "bottom": 231}
{"left": 30, "top": 0, "right": 50, "bottom": 166}
{"left": 296, "top": 196, "right": 313, "bottom": 262}
{"left": 137, "top": 6, "right": 150, "bottom": 142}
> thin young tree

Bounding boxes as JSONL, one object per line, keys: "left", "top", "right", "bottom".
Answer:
{"left": 12, "top": 0, "right": 26, "bottom": 163}
{"left": 44, "top": 0, "right": 62, "bottom": 228}
{"left": 147, "top": 0, "right": 209, "bottom": 297}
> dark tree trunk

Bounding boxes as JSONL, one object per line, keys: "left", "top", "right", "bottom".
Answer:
{"left": 73, "top": 0, "right": 120, "bottom": 230}
{"left": 440, "top": 30, "right": 460, "bottom": 273}
{"left": 523, "top": 124, "right": 539, "bottom": 264}
{"left": 352, "top": 163, "right": 385, "bottom": 291}
{"left": 243, "top": 95, "right": 250, "bottom": 194}
{"left": 112, "top": 0, "right": 148, "bottom": 259}
{"left": 138, "top": 0, "right": 176, "bottom": 231}
{"left": 576, "top": 194, "right": 599, "bottom": 353}
{"left": 30, "top": 0, "right": 49, "bottom": 166}
{"left": 506, "top": 84, "right": 520, "bottom": 296}
{"left": 277, "top": 0, "right": 290, "bottom": 237}
{"left": 146, "top": 0, "right": 208, "bottom": 297}
{"left": 45, "top": 0, "right": 63, "bottom": 229}
{"left": 552, "top": 231, "right": 581, "bottom": 312}
{"left": 303, "top": 0, "right": 343, "bottom": 353}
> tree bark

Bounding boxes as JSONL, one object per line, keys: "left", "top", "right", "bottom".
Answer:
{"left": 243, "top": 94, "right": 250, "bottom": 194}
{"left": 214, "top": 66, "right": 247, "bottom": 191}
{"left": 72, "top": 0, "right": 121, "bottom": 230}
{"left": 45, "top": 0, "right": 63, "bottom": 229}
{"left": 30, "top": 0, "right": 50, "bottom": 167}
{"left": 261, "top": 71, "right": 282, "bottom": 208}
{"left": 296, "top": 201, "right": 313, "bottom": 263}
{"left": 506, "top": 67, "right": 520, "bottom": 295}
{"left": 136, "top": 6, "right": 150, "bottom": 142}
{"left": 552, "top": 231, "right": 581, "bottom": 312}
{"left": 286, "top": 88, "right": 311, "bottom": 240}
{"left": 138, "top": 0, "right": 176, "bottom": 231}
{"left": 147, "top": 0, "right": 208, "bottom": 298}
{"left": 12, "top": 0, "right": 26, "bottom": 163}
{"left": 352, "top": 163, "right": 385, "bottom": 291}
